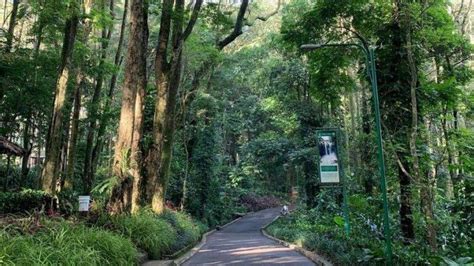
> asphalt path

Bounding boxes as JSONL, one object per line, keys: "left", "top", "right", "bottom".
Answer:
{"left": 183, "top": 208, "right": 315, "bottom": 265}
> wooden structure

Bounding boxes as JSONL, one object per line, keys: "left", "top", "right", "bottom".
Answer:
{"left": 0, "top": 136, "right": 26, "bottom": 156}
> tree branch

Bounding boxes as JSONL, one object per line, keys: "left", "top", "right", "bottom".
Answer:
{"left": 395, "top": 154, "right": 415, "bottom": 181}
{"left": 156, "top": 0, "right": 173, "bottom": 68}
{"left": 182, "top": 0, "right": 203, "bottom": 42}
{"left": 244, "top": 1, "right": 281, "bottom": 27}
{"left": 460, "top": 0, "right": 472, "bottom": 35}
{"left": 186, "top": 0, "right": 195, "bottom": 11}
{"left": 455, "top": 0, "right": 465, "bottom": 22}
{"left": 217, "top": 0, "right": 249, "bottom": 50}
{"left": 253, "top": 0, "right": 281, "bottom": 23}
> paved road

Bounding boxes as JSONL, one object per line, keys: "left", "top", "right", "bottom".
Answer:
{"left": 182, "top": 208, "right": 315, "bottom": 266}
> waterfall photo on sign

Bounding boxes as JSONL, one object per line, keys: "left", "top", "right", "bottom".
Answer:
{"left": 318, "top": 130, "right": 340, "bottom": 184}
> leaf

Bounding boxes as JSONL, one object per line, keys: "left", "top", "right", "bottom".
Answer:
{"left": 456, "top": 257, "right": 472, "bottom": 265}
{"left": 442, "top": 256, "right": 459, "bottom": 266}
{"left": 333, "top": 215, "right": 345, "bottom": 227}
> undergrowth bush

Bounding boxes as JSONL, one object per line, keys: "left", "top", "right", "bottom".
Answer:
{"left": 110, "top": 211, "right": 177, "bottom": 259}
{"left": 160, "top": 210, "right": 208, "bottom": 253}
{"left": 1, "top": 210, "right": 209, "bottom": 264}
{"left": 0, "top": 165, "right": 40, "bottom": 192}
{"left": 0, "top": 220, "right": 137, "bottom": 265}
{"left": 266, "top": 204, "right": 474, "bottom": 265}
{"left": 0, "top": 189, "right": 52, "bottom": 214}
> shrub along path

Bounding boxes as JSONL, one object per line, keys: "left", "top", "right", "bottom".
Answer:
{"left": 183, "top": 208, "right": 314, "bottom": 265}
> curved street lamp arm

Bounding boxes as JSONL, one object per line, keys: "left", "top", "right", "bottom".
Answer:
{"left": 300, "top": 43, "right": 368, "bottom": 54}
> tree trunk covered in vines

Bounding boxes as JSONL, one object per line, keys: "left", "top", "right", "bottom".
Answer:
{"left": 377, "top": 0, "right": 416, "bottom": 242}
{"left": 404, "top": 10, "right": 437, "bottom": 249}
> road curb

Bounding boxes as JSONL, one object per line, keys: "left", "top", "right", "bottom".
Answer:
{"left": 173, "top": 213, "right": 250, "bottom": 266}
{"left": 260, "top": 215, "right": 333, "bottom": 266}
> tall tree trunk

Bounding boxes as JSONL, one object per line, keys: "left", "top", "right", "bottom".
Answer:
{"left": 147, "top": 0, "right": 202, "bottom": 213}
{"left": 5, "top": 0, "right": 20, "bottom": 52}
{"left": 423, "top": 118, "right": 438, "bottom": 250}
{"left": 63, "top": 0, "right": 94, "bottom": 189}
{"left": 33, "top": 20, "right": 44, "bottom": 57}
{"left": 179, "top": 133, "right": 190, "bottom": 210}
{"left": 21, "top": 120, "right": 31, "bottom": 179}
{"left": 442, "top": 108, "right": 455, "bottom": 197}
{"left": 406, "top": 24, "right": 437, "bottom": 249}
{"left": 304, "top": 159, "right": 319, "bottom": 208}
{"left": 36, "top": 130, "right": 41, "bottom": 168}
{"left": 64, "top": 74, "right": 83, "bottom": 189}
{"left": 151, "top": 51, "right": 183, "bottom": 213}
{"left": 3, "top": 0, "right": 7, "bottom": 24}
{"left": 130, "top": 63, "right": 146, "bottom": 213}
{"left": 91, "top": 0, "right": 128, "bottom": 177}
{"left": 361, "top": 87, "right": 374, "bottom": 194}
{"left": 41, "top": 8, "right": 79, "bottom": 195}
{"left": 444, "top": 56, "right": 460, "bottom": 195}
{"left": 5, "top": 155, "right": 11, "bottom": 190}
{"left": 376, "top": 0, "right": 417, "bottom": 242}
{"left": 83, "top": 12, "right": 113, "bottom": 193}
{"left": 130, "top": 0, "right": 148, "bottom": 214}
{"left": 397, "top": 156, "right": 415, "bottom": 242}
{"left": 60, "top": 114, "right": 71, "bottom": 190}
{"left": 348, "top": 91, "right": 359, "bottom": 170}
{"left": 108, "top": 0, "right": 148, "bottom": 214}
{"left": 145, "top": 0, "right": 173, "bottom": 212}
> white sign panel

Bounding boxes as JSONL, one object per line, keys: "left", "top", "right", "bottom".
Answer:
{"left": 318, "top": 130, "right": 340, "bottom": 184}
{"left": 78, "top": 196, "right": 91, "bottom": 212}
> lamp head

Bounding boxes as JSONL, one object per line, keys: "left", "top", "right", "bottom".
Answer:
{"left": 300, "top": 44, "right": 323, "bottom": 51}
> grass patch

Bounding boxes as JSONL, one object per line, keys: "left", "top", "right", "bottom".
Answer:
{"left": 0, "top": 220, "right": 138, "bottom": 265}
{"left": 110, "top": 211, "right": 177, "bottom": 259}
{"left": 0, "top": 210, "right": 209, "bottom": 263}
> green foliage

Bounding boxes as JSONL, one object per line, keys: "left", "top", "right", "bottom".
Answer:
{"left": 91, "top": 175, "right": 120, "bottom": 198}
{"left": 0, "top": 165, "right": 42, "bottom": 193}
{"left": 277, "top": 0, "right": 473, "bottom": 262}
{"left": 0, "top": 189, "right": 52, "bottom": 214}
{"left": 267, "top": 197, "right": 474, "bottom": 265}
{"left": 0, "top": 220, "right": 137, "bottom": 265}
{"left": 455, "top": 128, "right": 474, "bottom": 174}
{"left": 104, "top": 210, "right": 208, "bottom": 258}
{"left": 109, "top": 211, "right": 177, "bottom": 259}
{"left": 0, "top": 210, "right": 207, "bottom": 264}
{"left": 160, "top": 210, "right": 208, "bottom": 252}
{"left": 0, "top": 50, "right": 58, "bottom": 136}
{"left": 1, "top": 0, "right": 472, "bottom": 264}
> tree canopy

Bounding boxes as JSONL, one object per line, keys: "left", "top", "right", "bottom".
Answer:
{"left": 0, "top": 0, "right": 472, "bottom": 264}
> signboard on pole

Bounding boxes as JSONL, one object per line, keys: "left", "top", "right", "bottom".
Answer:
{"left": 317, "top": 129, "right": 341, "bottom": 184}
{"left": 78, "top": 196, "right": 91, "bottom": 212}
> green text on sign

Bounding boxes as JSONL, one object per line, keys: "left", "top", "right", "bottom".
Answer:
{"left": 321, "top": 165, "right": 338, "bottom": 172}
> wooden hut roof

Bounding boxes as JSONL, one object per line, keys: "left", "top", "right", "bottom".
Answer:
{"left": 0, "top": 136, "right": 26, "bottom": 156}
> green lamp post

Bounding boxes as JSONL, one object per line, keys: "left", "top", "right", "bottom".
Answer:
{"left": 300, "top": 42, "right": 393, "bottom": 265}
